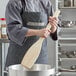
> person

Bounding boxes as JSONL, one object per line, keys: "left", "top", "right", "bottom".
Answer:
{"left": 5, "top": 0, "right": 58, "bottom": 75}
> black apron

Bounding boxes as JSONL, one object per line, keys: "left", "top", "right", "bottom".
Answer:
{"left": 5, "top": 0, "right": 49, "bottom": 69}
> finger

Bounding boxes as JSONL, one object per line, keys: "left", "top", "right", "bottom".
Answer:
{"left": 44, "top": 31, "right": 48, "bottom": 38}
{"left": 49, "top": 19, "right": 57, "bottom": 25}
{"left": 48, "top": 29, "right": 51, "bottom": 33}
{"left": 45, "top": 30, "right": 50, "bottom": 37}
{"left": 53, "top": 20, "right": 58, "bottom": 26}
{"left": 49, "top": 17, "right": 54, "bottom": 22}
{"left": 50, "top": 23, "right": 57, "bottom": 28}
{"left": 49, "top": 17, "right": 57, "bottom": 21}
{"left": 49, "top": 20, "right": 58, "bottom": 26}
{"left": 49, "top": 17, "right": 58, "bottom": 23}
{"left": 53, "top": 17, "right": 57, "bottom": 20}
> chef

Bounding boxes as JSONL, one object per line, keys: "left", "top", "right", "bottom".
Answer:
{"left": 5, "top": 0, "right": 58, "bottom": 75}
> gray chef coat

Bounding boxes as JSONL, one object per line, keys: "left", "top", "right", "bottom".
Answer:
{"left": 5, "top": 0, "right": 57, "bottom": 68}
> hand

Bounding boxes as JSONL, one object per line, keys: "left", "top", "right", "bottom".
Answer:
{"left": 49, "top": 16, "right": 58, "bottom": 33}
{"left": 37, "top": 28, "right": 51, "bottom": 38}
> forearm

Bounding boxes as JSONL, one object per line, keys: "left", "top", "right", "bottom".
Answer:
{"left": 26, "top": 29, "right": 39, "bottom": 37}
{"left": 25, "top": 28, "right": 51, "bottom": 38}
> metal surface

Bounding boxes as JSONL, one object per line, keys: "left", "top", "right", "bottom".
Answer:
{"left": 61, "top": 21, "right": 76, "bottom": 28}
{"left": 2, "top": 43, "right": 9, "bottom": 76}
{"left": 61, "top": 72, "right": 76, "bottom": 76}
{"left": 8, "top": 64, "right": 55, "bottom": 76}
{"left": 0, "top": 43, "right": 2, "bottom": 76}
{"left": 0, "top": 39, "right": 9, "bottom": 76}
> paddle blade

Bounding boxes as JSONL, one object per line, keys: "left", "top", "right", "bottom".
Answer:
{"left": 21, "top": 38, "right": 44, "bottom": 69}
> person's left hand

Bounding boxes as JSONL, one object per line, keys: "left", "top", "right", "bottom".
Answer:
{"left": 48, "top": 16, "right": 58, "bottom": 33}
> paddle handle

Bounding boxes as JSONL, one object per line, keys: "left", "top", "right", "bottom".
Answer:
{"left": 46, "top": 9, "right": 60, "bottom": 30}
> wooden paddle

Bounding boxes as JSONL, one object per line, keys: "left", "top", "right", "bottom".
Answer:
{"left": 21, "top": 10, "right": 60, "bottom": 69}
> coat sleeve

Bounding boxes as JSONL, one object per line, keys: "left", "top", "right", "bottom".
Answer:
{"left": 47, "top": 0, "right": 58, "bottom": 41}
{"left": 5, "top": 1, "right": 29, "bottom": 46}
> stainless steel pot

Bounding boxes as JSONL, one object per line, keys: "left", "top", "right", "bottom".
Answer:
{"left": 7, "top": 64, "right": 55, "bottom": 76}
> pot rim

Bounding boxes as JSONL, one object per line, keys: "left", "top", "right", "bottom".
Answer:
{"left": 8, "top": 64, "right": 54, "bottom": 71}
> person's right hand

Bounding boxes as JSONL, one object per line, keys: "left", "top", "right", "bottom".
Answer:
{"left": 37, "top": 28, "right": 51, "bottom": 38}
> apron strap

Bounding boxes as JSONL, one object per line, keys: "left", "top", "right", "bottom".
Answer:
{"left": 21, "top": 0, "right": 26, "bottom": 15}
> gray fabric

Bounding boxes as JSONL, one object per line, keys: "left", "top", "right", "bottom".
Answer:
{"left": 5, "top": 0, "right": 54, "bottom": 69}
{"left": 21, "top": 12, "right": 47, "bottom": 26}
{"left": 5, "top": 0, "right": 53, "bottom": 46}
